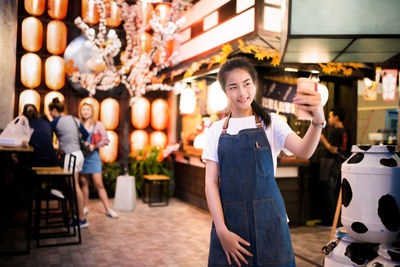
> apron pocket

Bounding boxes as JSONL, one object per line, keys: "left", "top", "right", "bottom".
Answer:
{"left": 253, "top": 198, "right": 294, "bottom": 265}
{"left": 254, "top": 147, "right": 271, "bottom": 177}
{"left": 209, "top": 201, "right": 252, "bottom": 266}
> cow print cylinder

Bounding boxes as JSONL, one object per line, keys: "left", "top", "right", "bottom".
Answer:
{"left": 366, "top": 243, "right": 400, "bottom": 267}
{"left": 325, "top": 229, "right": 378, "bottom": 267}
{"left": 341, "top": 145, "right": 400, "bottom": 244}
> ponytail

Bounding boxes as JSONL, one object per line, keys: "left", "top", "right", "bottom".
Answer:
{"left": 251, "top": 100, "right": 271, "bottom": 128}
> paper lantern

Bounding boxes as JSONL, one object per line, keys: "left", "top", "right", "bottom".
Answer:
{"left": 130, "top": 130, "right": 149, "bottom": 152}
{"left": 131, "top": 97, "right": 150, "bottom": 129}
{"left": 46, "top": 20, "right": 67, "bottom": 55}
{"left": 150, "top": 131, "right": 167, "bottom": 149}
{"left": 100, "top": 130, "right": 118, "bottom": 163}
{"left": 80, "top": 97, "right": 100, "bottom": 121}
{"left": 82, "top": 0, "right": 99, "bottom": 24}
{"left": 137, "top": 1, "right": 153, "bottom": 31}
{"left": 44, "top": 91, "right": 64, "bottom": 121}
{"left": 19, "top": 89, "right": 40, "bottom": 115}
{"left": 45, "top": 56, "right": 65, "bottom": 90}
{"left": 207, "top": 81, "right": 228, "bottom": 113}
{"left": 100, "top": 98, "right": 119, "bottom": 130}
{"left": 25, "top": 0, "right": 45, "bottom": 16}
{"left": 48, "top": 0, "right": 68, "bottom": 20}
{"left": 151, "top": 98, "right": 169, "bottom": 130}
{"left": 139, "top": 32, "right": 152, "bottom": 54}
{"left": 21, "top": 53, "right": 41, "bottom": 88}
{"left": 154, "top": 40, "right": 174, "bottom": 64}
{"left": 155, "top": 3, "right": 171, "bottom": 27}
{"left": 105, "top": 1, "right": 121, "bottom": 27}
{"left": 21, "top": 17, "right": 43, "bottom": 52}
{"left": 179, "top": 87, "right": 196, "bottom": 114}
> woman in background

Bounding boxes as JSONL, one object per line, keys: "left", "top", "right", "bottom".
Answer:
{"left": 79, "top": 103, "right": 118, "bottom": 219}
{"left": 49, "top": 98, "right": 89, "bottom": 228}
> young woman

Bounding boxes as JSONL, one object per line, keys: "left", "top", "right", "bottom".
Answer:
{"left": 49, "top": 98, "right": 89, "bottom": 228}
{"left": 202, "top": 58, "right": 325, "bottom": 266}
{"left": 79, "top": 103, "right": 118, "bottom": 219}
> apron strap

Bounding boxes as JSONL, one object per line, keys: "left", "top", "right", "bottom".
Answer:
{"left": 221, "top": 113, "right": 263, "bottom": 133}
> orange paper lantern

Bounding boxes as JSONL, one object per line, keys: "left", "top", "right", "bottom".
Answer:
{"left": 48, "top": 0, "right": 68, "bottom": 20}
{"left": 150, "top": 131, "right": 167, "bottom": 149}
{"left": 44, "top": 91, "right": 64, "bottom": 121}
{"left": 154, "top": 40, "right": 174, "bottom": 64}
{"left": 151, "top": 98, "right": 169, "bottom": 130}
{"left": 45, "top": 56, "right": 65, "bottom": 90}
{"left": 21, "top": 17, "right": 43, "bottom": 52}
{"left": 100, "top": 98, "right": 119, "bottom": 130}
{"left": 137, "top": 1, "right": 154, "bottom": 31}
{"left": 80, "top": 97, "right": 100, "bottom": 120}
{"left": 21, "top": 53, "right": 41, "bottom": 88}
{"left": 139, "top": 32, "right": 152, "bottom": 54}
{"left": 46, "top": 20, "right": 67, "bottom": 55}
{"left": 25, "top": 0, "right": 45, "bottom": 16}
{"left": 130, "top": 130, "right": 149, "bottom": 152}
{"left": 19, "top": 89, "right": 41, "bottom": 115}
{"left": 100, "top": 130, "right": 118, "bottom": 163}
{"left": 131, "top": 97, "right": 150, "bottom": 129}
{"left": 155, "top": 3, "right": 171, "bottom": 27}
{"left": 105, "top": 1, "right": 121, "bottom": 27}
{"left": 82, "top": 0, "right": 99, "bottom": 24}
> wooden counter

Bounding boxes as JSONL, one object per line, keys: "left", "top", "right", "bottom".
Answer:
{"left": 173, "top": 151, "right": 312, "bottom": 225}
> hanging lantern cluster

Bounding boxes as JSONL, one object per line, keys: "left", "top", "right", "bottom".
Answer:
{"left": 19, "top": 0, "right": 68, "bottom": 114}
{"left": 130, "top": 97, "right": 169, "bottom": 153}
{"left": 69, "top": 0, "right": 190, "bottom": 102}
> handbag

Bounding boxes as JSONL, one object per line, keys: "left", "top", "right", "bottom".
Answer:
{"left": 72, "top": 117, "right": 91, "bottom": 157}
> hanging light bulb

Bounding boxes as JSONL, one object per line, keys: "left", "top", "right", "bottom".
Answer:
{"left": 208, "top": 81, "right": 228, "bottom": 113}
{"left": 179, "top": 86, "right": 196, "bottom": 114}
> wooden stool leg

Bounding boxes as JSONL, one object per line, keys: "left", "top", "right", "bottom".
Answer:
{"left": 330, "top": 187, "right": 342, "bottom": 240}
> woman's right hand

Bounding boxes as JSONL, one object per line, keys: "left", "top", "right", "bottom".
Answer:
{"left": 217, "top": 228, "right": 253, "bottom": 266}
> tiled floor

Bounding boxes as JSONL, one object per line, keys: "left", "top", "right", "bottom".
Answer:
{"left": 1, "top": 198, "right": 330, "bottom": 266}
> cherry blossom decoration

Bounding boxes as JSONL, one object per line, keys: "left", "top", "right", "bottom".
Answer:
{"left": 68, "top": 0, "right": 190, "bottom": 104}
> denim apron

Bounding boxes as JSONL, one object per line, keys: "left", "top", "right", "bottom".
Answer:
{"left": 208, "top": 115, "right": 295, "bottom": 267}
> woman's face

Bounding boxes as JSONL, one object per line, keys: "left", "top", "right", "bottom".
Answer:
{"left": 224, "top": 68, "right": 256, "bottom": 115}
{"left": 81, "top": 105, "right": 93, "bottom": 120}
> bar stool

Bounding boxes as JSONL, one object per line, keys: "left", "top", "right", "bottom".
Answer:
{"left": 32, "top": 154, "right": 81, "bottom": 247}
{"left": 143, "top": 174, "right": 170, "bottom": 207}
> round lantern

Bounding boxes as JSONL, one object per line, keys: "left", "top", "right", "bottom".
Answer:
{"left": 137, "top": 1, "right": 153, "bottom": 31}
{"left": 82, "top": 0, "right": 99, "bottom": 24}
{"left": 44, "top": 91, "right": 64, "bottom": 121}
{"left": 80, "top": 97, "right": 100, "bottom": 121}
{"left": 21, "top": 17, "right": 43, "bottom": 52}
{"left": 21, "top": 53, "right": 41, "bottom": 88}
{"left": 46, "top": 20, "right": 67, "bottom": 55}
{"left": 105, "top": 1, "right": 121, "bottom": 27}
{"left": 45, "top": 56, "right": 65, "bottom": 90}
{"left": 154, "top": 40, "right": 174, "bottom": 64}
{"left": 179, "top": 87, "right": 196, "bottom": 114}
{"left": 130, "top": 130, "right": 149, "bottom": 152}
{"left": 48, "top": 0, "right": 68, "bottom": 20}
{"left": 151, "top": 98, "right": 169, "bottom": 130}
{"left": 131, "top": 97, "right": 150, "bottom": 129}
{"left": 341, "top": 145, "right": 400, "bottom": 243}
{"left": 139, "top": 32, "right": 152, "bottom": 54}
{"left": 150, "top": 131, "right": 167, "bottom": 149}
{"left": 100, "top": 98, "right": 119, "bottom": 130}
{"left": 155, "top": 3, "right": 171, "bottom": 27}
{"left": 19, "top": 89, "right": 41, "bottom": 115}
{"left": 25, "top": 0, "right": 45, "bottom": 16}
{"left": 208, "top": 81, "right": 228, "bottom": 113}
{"left": 100, "top": 130, "right": 118, "bottom": 163}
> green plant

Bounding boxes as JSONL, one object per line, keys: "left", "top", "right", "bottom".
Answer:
{"left": 128, "top": 147, "right": 173, "bottom": 197}
{"left": 102, "top": 161, "right": 122, "bottom": 197}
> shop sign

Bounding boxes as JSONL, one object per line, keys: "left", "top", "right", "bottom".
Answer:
{"left": 381, "top": 69, "right": 398, "bottom": 102}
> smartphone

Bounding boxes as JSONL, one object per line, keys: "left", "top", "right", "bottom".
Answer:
{"left": 295, "top": 78, "right": 317, "bottom": 120}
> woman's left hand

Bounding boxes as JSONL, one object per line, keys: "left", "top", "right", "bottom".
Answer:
{"left": 293, "top": 89, "right": 325, "bottom": 122}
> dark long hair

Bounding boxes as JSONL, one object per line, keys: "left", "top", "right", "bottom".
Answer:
{"left": 48, "top": 97, "right": 64, "bottom": 113}
{"left": 22, "top": 104, "right": 38, "bottom": 122}
{"left": 217, "top": 57, "right": 271, "bottom": 127}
